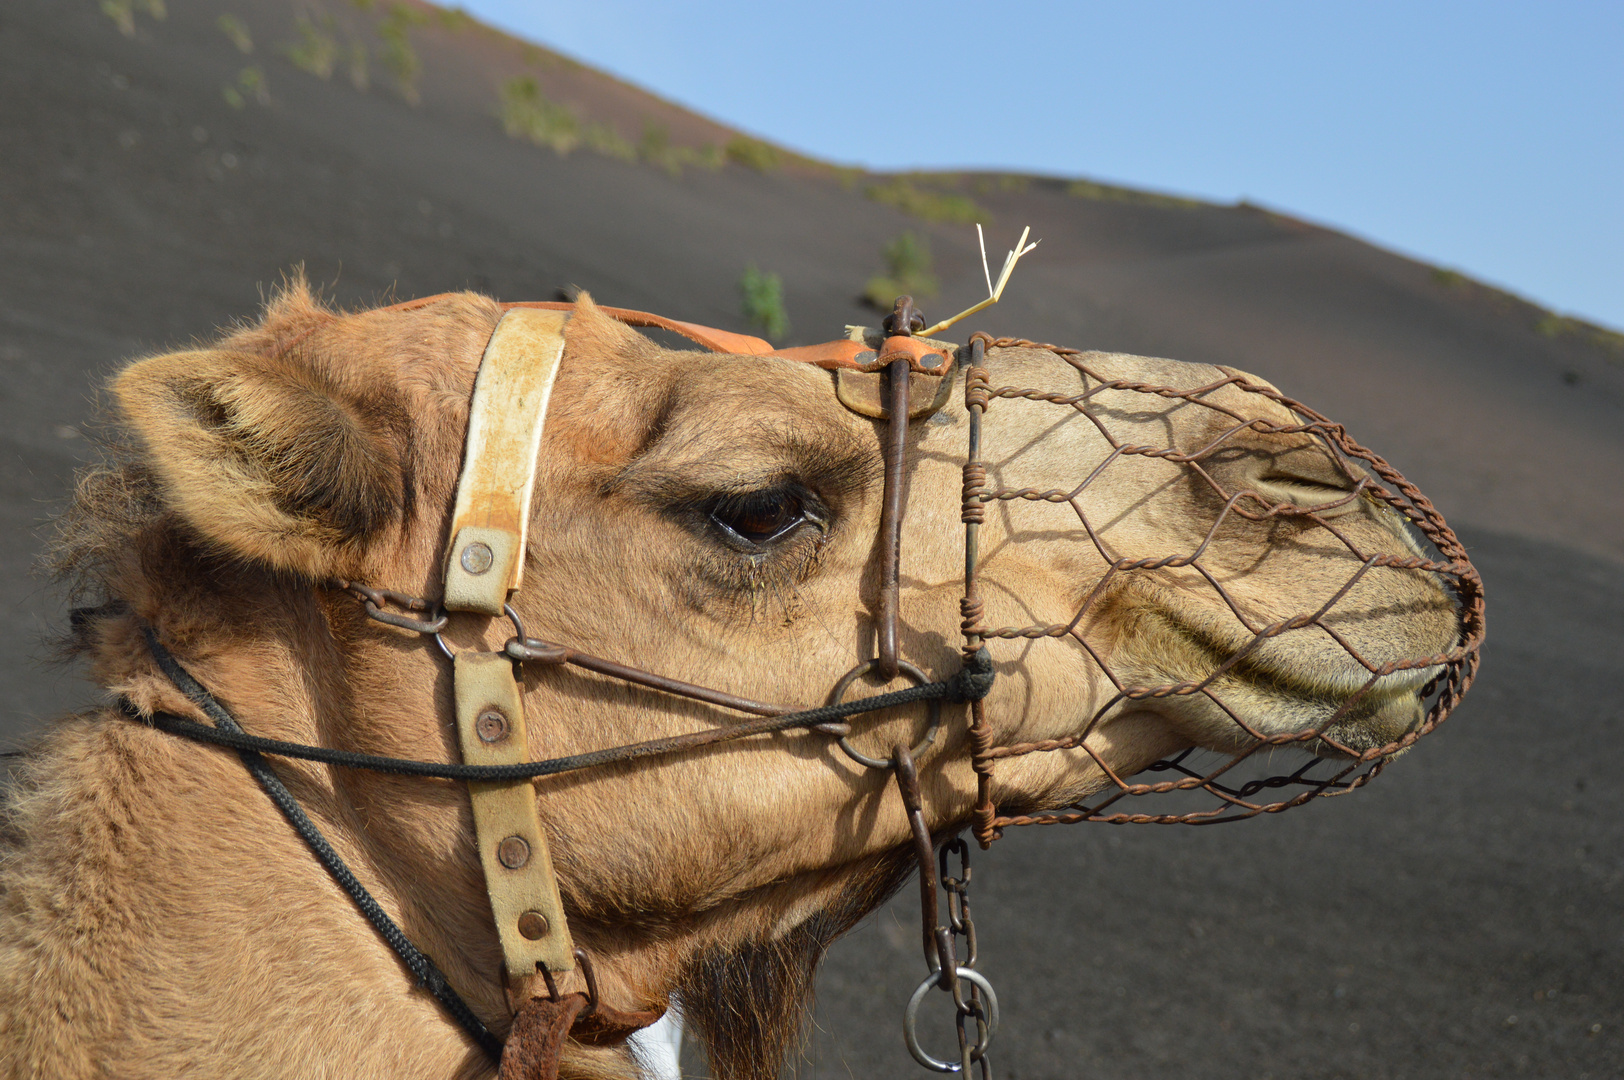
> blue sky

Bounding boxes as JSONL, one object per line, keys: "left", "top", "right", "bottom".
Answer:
{"left": 458, "top": 1, "right": 1622, "bottom": 330}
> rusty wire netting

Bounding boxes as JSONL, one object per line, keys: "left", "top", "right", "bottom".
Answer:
{"left": 955, "top": 334, "right": 1486, "bottom": 848}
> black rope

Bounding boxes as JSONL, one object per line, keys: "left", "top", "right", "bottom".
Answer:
{"left": 138, "top": 626, "right": 505, "bottom": 1064}
{"left": 131, "top": 647, "right": 997, "bottom": 784}
{"left": 131, "top": 625, "right": 994, "bottom": 1065}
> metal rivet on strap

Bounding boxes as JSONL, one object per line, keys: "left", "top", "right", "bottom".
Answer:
{"left": 919, "top": 352, "right": 945, "bottom": 370}
{"left": 517, "top": 911, "right": 551, "bottom": 940}
{"left": 497, "top": 835, "right": 532, "bottom": 869}
{"left": 475, "top": 708, "right": 509, "bottom": 743}
{"left": 460, "top": 542, "right": 495, "bottom": 575}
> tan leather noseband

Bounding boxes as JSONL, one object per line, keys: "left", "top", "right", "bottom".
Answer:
{"left": 438, "top": 298, "right": 958, "bottom": 995}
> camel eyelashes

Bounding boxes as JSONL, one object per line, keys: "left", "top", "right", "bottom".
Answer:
{"left": 707, "top": 485, "right": 827, "bottom": 549}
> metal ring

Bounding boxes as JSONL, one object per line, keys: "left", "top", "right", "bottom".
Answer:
{"left": 432, "top": 616, "right": 456, "bottom": 662}
{"left": 827, "top": 659, "right": 942, "bottom": 770}
{"left": 432, "top": 604, "right": 527, "bottom": 663}
{"left": 903, "top": 967, "right": 999, "bottom": 1073}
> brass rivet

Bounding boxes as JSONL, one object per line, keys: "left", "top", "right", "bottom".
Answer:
{"left": 460, "top": 542, "right": 495, "bottom": 575}
{"left": 497, "top": 835, "right": 531, "bottom": 869}
{"left": 475, "top": 708, "right": 509, "bottom": 743}
{"left": 517, "top": 911, "right": 550, "bottom": 940}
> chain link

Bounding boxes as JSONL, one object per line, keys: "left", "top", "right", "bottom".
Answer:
{"left": 940, "top": 838, "right": 990, "bottom": 1077}
{"left": 895, "top": 748, "right": 998, "bottom": 1075}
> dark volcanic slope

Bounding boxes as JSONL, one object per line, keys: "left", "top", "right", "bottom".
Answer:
{"left": 2, "top": 2, "right": 1620, "bottom": 1078}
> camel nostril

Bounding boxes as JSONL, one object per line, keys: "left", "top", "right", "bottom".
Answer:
{"left": 1198, "top": 437, "right": 1368, "bottom": 518}
{"left": 1253, "top": 474, "right": 1359, "bottom": 511}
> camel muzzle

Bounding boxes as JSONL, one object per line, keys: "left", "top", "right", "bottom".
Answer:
{"left": 955, "top": 333, "right": 1483, "bottom": 839}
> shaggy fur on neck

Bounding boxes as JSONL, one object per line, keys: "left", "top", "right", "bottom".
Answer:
{"left": 678, "top": 853, "right": 913, "bottom": 1080}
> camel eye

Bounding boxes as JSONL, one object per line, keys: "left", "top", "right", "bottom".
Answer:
{"left": 709, "top": 487, "right": 816, "bottom": 547}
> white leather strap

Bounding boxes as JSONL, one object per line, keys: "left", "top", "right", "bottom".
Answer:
{"left": 444, "top": 308, "right": 571, "bottom": 615}
{"left": 455, "top": 652, "right": 575, "bottom": 978}
{"left": 446, "top": 308, "right": 576, "bottom": 981}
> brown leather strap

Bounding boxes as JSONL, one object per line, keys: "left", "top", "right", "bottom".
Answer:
{"left": 500, "top": 300, "right": 775, "bottom": 356}
{"left": 569, "top": 1000, "right": 667, "bottom": 1047}
{"left": 373, "top": 292, "right": 958, "bottom": 372}
{"left": 499, "top": 991, "right": 666, "bottom": 1079}
{"left": 499, "top": 995, "right": 586, "bottom": 1080}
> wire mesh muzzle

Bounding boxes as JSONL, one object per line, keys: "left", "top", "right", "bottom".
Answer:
{"left": 957, "top": 335, "right": 1486, "bottom": 848}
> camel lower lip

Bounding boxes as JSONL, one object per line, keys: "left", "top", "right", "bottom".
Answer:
{"left": 1313, "top": 684, "right": 1427, "bottom": 752}
{"left": 1136, "top": 608, "right": 1442, "bottom": 744}
{"left": 1114, "top": 655, "right": 1435, "bottom": 756}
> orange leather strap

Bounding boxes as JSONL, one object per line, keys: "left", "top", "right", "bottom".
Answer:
{"left": 774, "top": 334, "right": 953, "bottom": 373}
{"left": 500, "top": 300, "right": 776, "bottom": 356}
{"left": 376, "top": 293, "right": 955, "bottom": 372}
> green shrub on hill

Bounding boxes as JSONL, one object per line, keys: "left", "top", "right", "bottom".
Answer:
{"left": 378, "top": 3, "right": 424, "bottom": 102}
{"left": 725, "top": 136, "right": 781, "bottom": 172}
{"left": 864, "top": 232, "right": 939, "bottom": 311}
{"left": 435, "top": 6, "right": 475, "bottom": 32}
{"left": 222, "top": 66, "right": 269, "bottom": 109}
{"left": 1429, "top": 266, "right": 1624, "bottom": 357}
{"left": 740, "top": 266, "right": 790, "bottom": 341}
{"left": 1067, "top": 178, "right": 1201, "bottom": 209}
{"left": 639, "top": 123, "right": 722, "bottom": 177}
{"left": 217, "top": 14, "right": 253, "bottom": 54}
{"left": 100, "top": 0, "right": 166, "bottom": 37}
{"left": 973, "top": 174, "right": 1030, "bottom": 196}
{"left": 1537, "top": 315, "right": 1623, "bottom": 355}
{"left": 285, "top": 16, "right": 340, "bottom": 79}
{"left": 586, "top": 122, "right": 636, "bottom": 162}
{"left": 501, "top": 78, "right": 580, "bottom": 154}
{"left": 639, "top": 124, "right": 679, "bottom": 175}
{"left": 865, "top": 179, "right": 983, "bottom": 225}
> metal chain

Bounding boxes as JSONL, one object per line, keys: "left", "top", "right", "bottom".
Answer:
{"left": 895, "top": 747, "right": 999, "bottom": 1075}
{"left": 939, "top": 838, "right": 990, "bottom": 1078}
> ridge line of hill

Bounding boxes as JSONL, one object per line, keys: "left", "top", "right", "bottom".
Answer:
{"left": 98, "top": 0, "right": 1621, "bottom": 352}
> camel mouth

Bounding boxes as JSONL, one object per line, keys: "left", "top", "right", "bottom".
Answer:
{"left": 1110, "top": 606, "right": 1449, "bottom": 758}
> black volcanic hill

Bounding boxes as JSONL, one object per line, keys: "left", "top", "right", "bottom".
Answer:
{"left": 3, "top": 2, "right": 1620, "bottom": 1077}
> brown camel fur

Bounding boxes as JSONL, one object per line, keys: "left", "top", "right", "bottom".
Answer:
{"left": 0, "top": 285, "right": 1459, "bottom": 1079}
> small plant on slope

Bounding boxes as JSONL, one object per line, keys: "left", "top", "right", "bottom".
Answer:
{"left": 725, "top": 136, "right": 780, "bottom": 172}
{"left": 865, "top": 178, "right": 983, "bottom": 225}
{"left": 217, "top": 14, "right": 253, "bottom": 53}
{"left": 100, "top": 0, "right": 165, "bottom": 37}
{"left": 740, "top": 266, "right": 790, "bottom": 341}
{"left": 377, "top": 3, "right": 424, "bottom": 102}
{"left": 864, "top": 232, "right": 939, "bottom": 311}
{"left": 285, "top": 16, "right": 340, "bottom": 79}
{"left": 500, "top": 78, "right": 580, "bottom": 154}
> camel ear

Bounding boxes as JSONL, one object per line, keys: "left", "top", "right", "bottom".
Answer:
{"left": 112, "top": 347, "right": 404, "bottom": 578}
{"left": 545, "top": 293, "right": 680, "bottom": 467}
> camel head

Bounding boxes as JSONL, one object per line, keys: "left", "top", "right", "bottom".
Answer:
{"left": 44, "top": 284, "right": 1474, "bottom": 1079}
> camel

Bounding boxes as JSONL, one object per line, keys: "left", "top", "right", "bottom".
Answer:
{"left": 0, "top": 285, "right": 1464, "bottom": 1079}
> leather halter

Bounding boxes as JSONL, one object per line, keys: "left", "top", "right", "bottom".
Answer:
{"left": 127, "top": 294, "right": 991, "bottom": 1073}
{"left": 439, "top": 296, "right": 956, "bottom": 1001}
